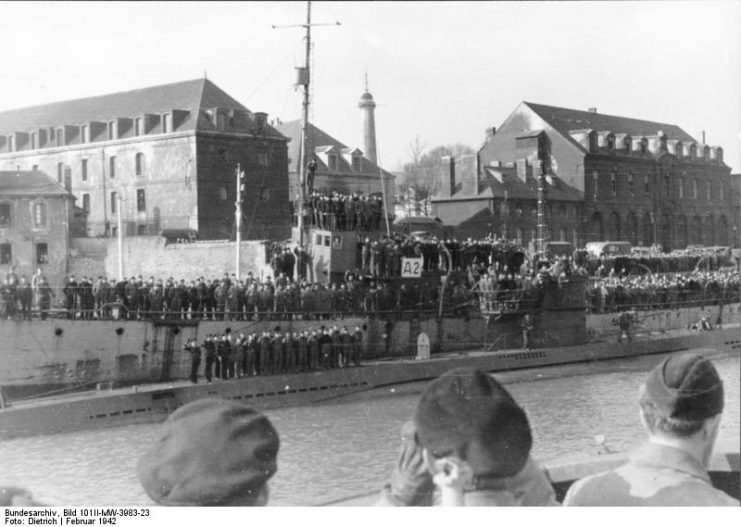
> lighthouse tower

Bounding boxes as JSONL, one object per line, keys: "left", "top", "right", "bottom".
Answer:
{"left": 358, "top": 74, "right": 377, "bottom": 164}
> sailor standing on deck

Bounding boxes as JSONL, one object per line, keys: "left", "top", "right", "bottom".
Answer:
{"left": 186, "top": 338, "right": 201, "bottom": 384}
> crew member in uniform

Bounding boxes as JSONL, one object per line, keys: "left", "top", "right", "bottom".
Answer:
{"left": 186, "top": 338, "right": 201, "bottom": 383}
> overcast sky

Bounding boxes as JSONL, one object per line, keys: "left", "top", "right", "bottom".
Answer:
{"left": 1, "top": 1, "right": 739, "bottom": 173}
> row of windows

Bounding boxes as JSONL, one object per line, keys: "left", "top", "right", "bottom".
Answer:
{"left": 52, "top": 153, "right": 146, "bottom": 185}
{"left": 591, "top": 171, "right": 727, "bottom": 201}
{"left": 0, "top": 202, "right": 48, "bottom": 228}
{"left": 5, "top": 115, "right": 175, "bottom": 152}
{"left": 0, "top": 242, "right": 49, "bottom": 265}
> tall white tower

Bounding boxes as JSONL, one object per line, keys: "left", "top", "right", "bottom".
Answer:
{"left": 358, "top": 73, "right": 377, "bottom": 164}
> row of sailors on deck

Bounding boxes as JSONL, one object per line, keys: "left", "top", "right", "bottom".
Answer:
{"left": 4, "top": 353, "right": 735, "bottom": 507}
{"left": 182, "top": 326, "right": 364, "bottom": 383}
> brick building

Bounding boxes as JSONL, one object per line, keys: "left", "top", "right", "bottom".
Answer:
{"left": 432, "top": 102, "right": 738, "bottom": 249}
{"left": 0, "top": 78, "right": 291, "bottom": 241}
{"left": 0, "top": 170, "right": 75, "bottom": 284}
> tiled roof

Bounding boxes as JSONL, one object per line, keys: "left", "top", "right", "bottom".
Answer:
{"left": 0, "top": 170, "right": 71, "bottom": 197}
{"left": 0, "top": 78, "right": 283, "bottom": 137}
{"left": 275, "top": 119, "right": 393, "bottom": 178}
{"left": 524, "top": 102, "right": 697, "bottom": 150}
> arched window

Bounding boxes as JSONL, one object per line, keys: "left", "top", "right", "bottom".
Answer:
{"left": 559, "top": 227, "right": 567, "bottom": 242}
{"left": 706, "top": 180, "right": 711, "bottom": 200}
{"left": 679, "top": 176, "right": 684, "bottom": 199}
{"left": 590, "top": 211, "right": 604, "bottom": 241}
{"left": 691, "top": 215, "right": 702, "bottom": 245}
{"left": 626, "top": 212, "right": 638, "bottom": 245}
{"left": 628, "top": 173, "right": 635, "bottom": 196}
{"left": 692, "top": 179, "right": 698, "bottom": 199}
{"left": 676, "top": 215, "right": 688, "bottom": 248}
{"left": 610, "top": 211, "right": 621, "bottom": 240}
{"left": 704, "top": 215, "right": 714, "bottom": 246}
{"left": 642, "top": 212, "right": 653, "bottom": 246}
{"left": 718, "top": 216, "right": 729, "bottom": 246}
{"left": 34, "top": 202, "right": 47, "bottom": 227}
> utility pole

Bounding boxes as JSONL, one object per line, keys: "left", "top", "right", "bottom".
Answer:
{"left": 273, "top": 1, "right": 340, "bottom": 253}
{"left": 235, "top": 163, "right": 245, "bottom": 280}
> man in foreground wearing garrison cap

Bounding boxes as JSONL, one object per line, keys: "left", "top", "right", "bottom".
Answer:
{"left": 564, "top": 352, "right": 738, "bottom": 506}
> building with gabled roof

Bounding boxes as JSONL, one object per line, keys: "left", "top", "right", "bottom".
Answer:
{"left": 0, "top": 170, "right": 75, "bottom": 284}
{"left": 275, "top": 119, "right": 394, "bottom": 213}
{"left": 432, "top": 102, "right": 738, "bottom": 249}
{"left": 0, "top": 78, "right": 291, "bottom": 241}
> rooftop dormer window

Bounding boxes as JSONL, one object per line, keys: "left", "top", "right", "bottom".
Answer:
{"left": 352, "top": 155, "right": 361, "bottom": 171}
{"left": 328, "top": 153, "right": 338, "bottom": 170}
{"left": 162, "top": 114, "right": 171, "bottom": 134}
{"left": 135, "top": 118, "right": 143, "bottom": 136}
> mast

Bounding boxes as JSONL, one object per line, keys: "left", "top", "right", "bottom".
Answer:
{"left": 296, "top": 1, "right": 312, "bottom": 250}
{"left": 536, "top": 160, "right": 549, "bottom": 260}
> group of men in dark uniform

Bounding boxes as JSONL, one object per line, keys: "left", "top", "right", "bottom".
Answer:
{"left": 184, "top": 326, "right": 365, "bottom": 383}
{"left": 295, "top": 191, "right": 385, "bottom": 232}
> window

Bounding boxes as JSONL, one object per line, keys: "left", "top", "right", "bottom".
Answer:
{"left": 56, "top": 128, "right": 64, "bottom": 146}
{"left": 216, "top": 112, "right": 227, "bottom": 131}
{"left": 352, "top": 155, "right": 361, "bottom": 171}
{"left": 257, "top": 152, "right": 269, "bottom": 166}
{"left": 81, "top": 125, "right": 89, "bottom": 143}
{"left": 108, "top": 121, "right": 116, "bottom": 140}
{"left": 259, "top": 187, "right": 270, "bottom": 200}
{"left": 644, "top": 175, "right": 650, "bottom": 195}
{"left": 328, "top": 154, "right": 338, "bottom": 170}
{"left": 36, "top": 243, "right": 48, "bottom": 265}
{"left": 693, "top": 179, "right": 698, "bottom": 199}
{"left": 664, "top": 175, "right": 670, "bottom": 197}
{"left": 137, "top": 189, "right": 146, "bottom": 212}
{"left": 162, "top": 114, "right": 171, "bottom": 133}
{"left": 628, "top": 173, "right": 635, "bottom": 196}
{"left": 57, "top": 162, "right": 64, "bottom": 184}
{"left": 109, "top": 156, "right": 116, "bottom": 178}
{"left": 558, "top": 204, "right": 566, "bottom": 217}
{"left": 218, "top": 148, "right": 227, "bottom": 162}
{"left": 32, "top": 164, "right": 38, "bottom": 172}
{"left": 720, "top": 181, "right": 724, "bottom": 201}
{"left": 606, "top": 136, "right": 614, "bottom": 150}
{"left": 0, "top": 243, "right": 11, "bottom": 265}
{"left": 82, "top": 193, "right": 90, "bottom": 213}
{"left": 81, "top": 159, "right": 88, "bottom": 181}
{"left": 611, "top": 172, "right": 617, "bottom": 197}
{"left": 218, "top": 186, "right": 228, "bottom": 201}
{"left": 137, "top": 225, "right": 147, "bottom": 235}
{"left": 0, "top": 203, "right": 10, "bottom": 226}
{"left": 135, "top": 118, "right": 143, "bottom": 136}
{"left": 111, "top": 192, "right": 118, "bottom": 214}
{"left": 592, "top": 171, "right": 599, "bottom": 198}
{"left": 679, "top": 177, "right": 685, "bottom": 199}
{"left": 706, "top": 180, "right": 711, "bottom": 200}
{"left": 135, "top": 153, "right": 144, "bottom": 176}
{"left": 34, "top": 202, "right": 47, "bottom": 227}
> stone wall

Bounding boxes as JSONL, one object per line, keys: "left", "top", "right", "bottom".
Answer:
{"left": 108, "top": 237, "right": 273, "bottom": 280}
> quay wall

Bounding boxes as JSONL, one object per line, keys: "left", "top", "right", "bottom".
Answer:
{"left": 67, "top": 236, "right": 275, "bottom": 281}
{"left": 1, "top": 303, "right": 739, "bottom": 395}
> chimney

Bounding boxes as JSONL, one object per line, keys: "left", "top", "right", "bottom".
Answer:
{"left": 588, "top": 107, "right": 597, "bottom": 113}
{"left": 439, "top": 155, "right": 455, "bottom": 198}
{"left": 485, "top": 126, "right": 497, "bottom": 138}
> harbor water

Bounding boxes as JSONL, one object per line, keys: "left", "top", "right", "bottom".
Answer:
{"left": 0, "top": 350, "right": 738, "bottom": 506}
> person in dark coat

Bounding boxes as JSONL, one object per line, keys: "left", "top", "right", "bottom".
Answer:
{"left": 186, "top": 338, "right": 201, "bottom": 383}
{"left": 352, "top": 326, "right": 363, "bottom": 366}
{"left": 203, "top": 335, "right": 215, "bottom": 382}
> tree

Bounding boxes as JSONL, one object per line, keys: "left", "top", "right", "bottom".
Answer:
{"left": 397, "top": 140, "right": 475, "bottom": 215}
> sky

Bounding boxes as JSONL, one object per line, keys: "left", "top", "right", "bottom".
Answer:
{"left": 0, "top": 1, "right": 739, "bottom": 173}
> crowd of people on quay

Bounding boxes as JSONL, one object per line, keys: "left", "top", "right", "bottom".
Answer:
{"left": 585, "top": 266, "right": 740, "bottom": 313}
{"left": 182, "top": 325, "right": 364, "bottom": 384}
{"left": 0, "top": 239, "right": 737, "bottom": 321}
{"left": 4, "top": 353, "right": 736, "bottom": 507}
